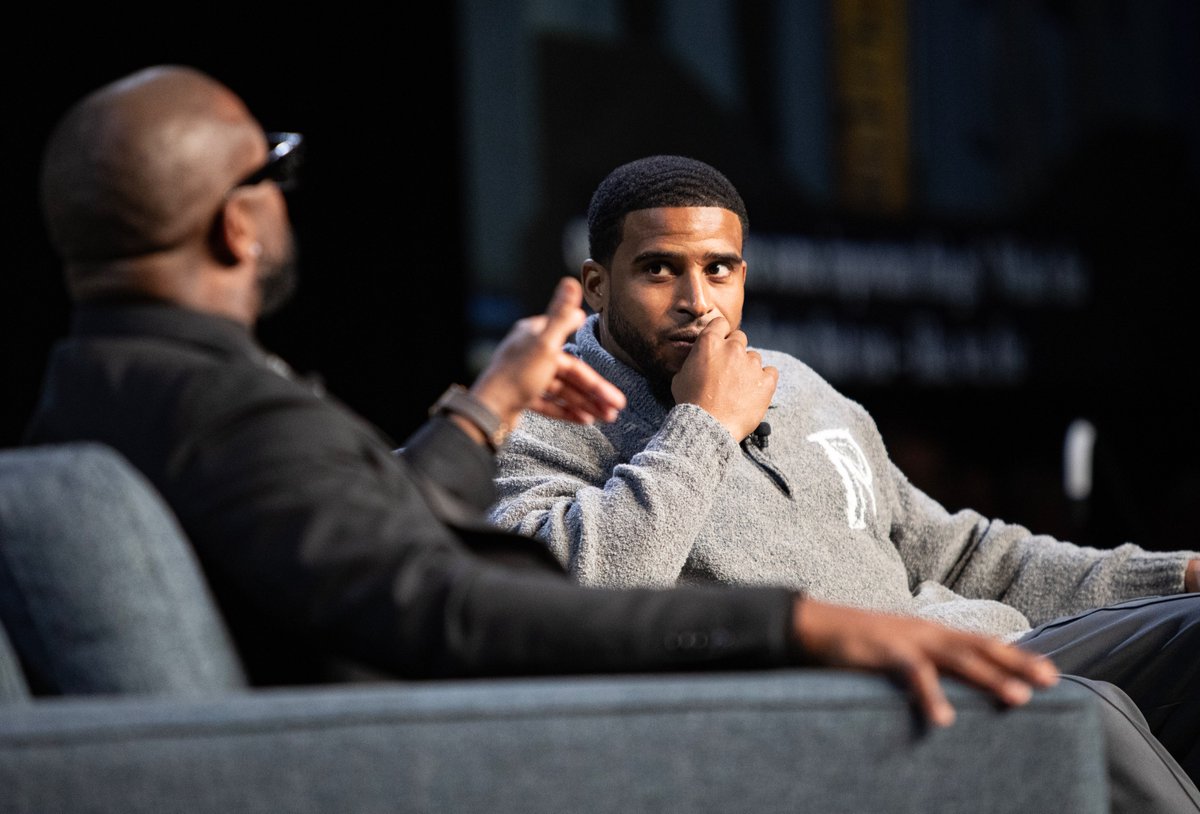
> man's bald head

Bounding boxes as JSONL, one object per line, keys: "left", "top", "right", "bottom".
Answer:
{"left": 39, "top": 66, "right": 267, "bottom": 291}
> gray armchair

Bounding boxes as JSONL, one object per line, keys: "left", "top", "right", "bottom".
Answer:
{"left": 0, "top": 443, "right": 1108, "bottom": 813}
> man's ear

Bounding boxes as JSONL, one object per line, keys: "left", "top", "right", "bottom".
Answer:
{"left": 209, "top": 194, "right": 258, "bottom": 267}
{"left": 581, "top": 259, "right": 608, "bottom": 312}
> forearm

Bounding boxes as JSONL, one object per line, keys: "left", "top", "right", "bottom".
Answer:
{"left": 955, "top": 530, "right": 1194, "bottom": 623}
{"left": 891, "top": 464, "right": 1197, "bottom": 624}
{"left": 492, "top": 405, "right": 738, "bottom": 587}
{"left": 442, "top": 566, "right": 801, "bottom": 676}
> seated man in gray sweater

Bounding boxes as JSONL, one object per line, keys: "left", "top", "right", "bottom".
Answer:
{"left": 490, "top": 155, "right": 1200, "bottom": 802}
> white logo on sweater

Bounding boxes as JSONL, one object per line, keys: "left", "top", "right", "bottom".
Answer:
{"left": 806, "top": 429, "right": 876, "bottom": 529}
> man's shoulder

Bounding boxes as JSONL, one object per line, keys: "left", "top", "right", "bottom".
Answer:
{"left": 756, "top": 347, "right": 833, "bottom": 390}
{"left": 753, "top": 346, "right": 877, "bottom": 419}
{"left": 50, "top": 330, "right": 334, "bottom": 444}
{"left": 757, "top": 347, "right": 806, "bottom": 370}
{"left": 93, "top": 332, "right": 303, "bottom": 401}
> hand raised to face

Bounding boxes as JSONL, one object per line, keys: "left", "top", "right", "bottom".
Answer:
{"left": 468, "top": 278, "right": 627, "bottom": 442}
{"left": 670, "top": 315, "right": 778, "bottom": 442}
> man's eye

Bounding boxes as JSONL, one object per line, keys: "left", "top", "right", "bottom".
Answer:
{"left": 710, "top": 263, "right": 733, "bottom": 278}
{"left": 644, "top": 263, "right": 672, "bottom": 277}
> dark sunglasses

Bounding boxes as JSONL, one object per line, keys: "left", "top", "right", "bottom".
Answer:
{"left": 233, "top": 132, "right": 305, "bottom": 191}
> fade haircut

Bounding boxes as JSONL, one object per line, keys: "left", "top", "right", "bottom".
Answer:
{"left": 586, "top": 155, "right": 749, "bottom": 267}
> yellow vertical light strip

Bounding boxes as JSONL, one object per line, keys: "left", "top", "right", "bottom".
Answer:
{"left": 829, "top": 0, "right": 911, "bottom": 215}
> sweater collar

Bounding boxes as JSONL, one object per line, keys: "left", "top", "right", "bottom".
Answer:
{"left": 571, "top": 314, "right": 672, "bottom": 431}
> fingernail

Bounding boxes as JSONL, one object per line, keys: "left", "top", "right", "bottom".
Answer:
{"left": 1005, "top": 681, "right": 1033, "bottom": 705}
{"left": 1034, "top": 660, "right": 1059, "bottom": 684}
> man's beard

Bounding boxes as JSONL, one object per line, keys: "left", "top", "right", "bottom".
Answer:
{"left": 257, "top": 233, "right": 299, "bottom": 316}
{"left": 606, "top": 305, "right": 679, "bottom": 405}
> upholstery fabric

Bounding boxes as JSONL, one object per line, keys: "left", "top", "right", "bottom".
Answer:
{"left": 0, "top": 443, "right": 1112, "bottom": 813}
{"left": 0, "top": 623, "right": 28, "bottom": 702}
{"left": 0, "top": 443, "right": 246, "bottom": 695}
{"left": 0, "top": 671, "right": 1108, "bottom": 814}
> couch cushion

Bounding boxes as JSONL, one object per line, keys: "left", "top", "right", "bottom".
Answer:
{"left": 0, "top": 623, "right": 29, "bottom": 703}
{"left": 0, "top": 443, "right": 247, "bottom": 696}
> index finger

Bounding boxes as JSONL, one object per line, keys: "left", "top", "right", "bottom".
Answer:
{"left": 555, "top": 354, "right": 626, "bottom": 417}
{"left": 698, "top": 314, "right": 730, "bottom": 338}
{"left": 977, "top": 638, "right": 1059, "bottom": 688}
{"left": 540, "top": 278, "right": 587, "bottom": 345}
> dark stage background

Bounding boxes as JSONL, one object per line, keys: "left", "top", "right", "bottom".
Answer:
{"left": 4, "top": 4, "right": 1199, "bottom": 555}
{"left": 2, "top": 19, "right": 468, "bottom": 453}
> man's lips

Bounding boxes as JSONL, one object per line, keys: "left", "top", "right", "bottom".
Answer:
{"left": 665, "top": 329, "right": 703, "bottom": 344}
{"left": 664, "top": 332, "right": 701, "bottom": 362}
{"left": 665, "top": 315, "right": 720, "bottom": 346}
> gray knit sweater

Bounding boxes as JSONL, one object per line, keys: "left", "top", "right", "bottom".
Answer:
{"left": 490, "top": 315, "right": 1192, "bottom": 640}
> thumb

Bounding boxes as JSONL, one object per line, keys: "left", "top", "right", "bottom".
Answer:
{"left": 541, "top": 277, "right": 586, "bottom": 343}
{"left": 699, "top": 313, "right": 730, "bottom": 338}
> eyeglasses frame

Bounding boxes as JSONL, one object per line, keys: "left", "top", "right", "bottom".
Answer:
{"left": 232, "top": 132, "right": 305, "bottom": 192}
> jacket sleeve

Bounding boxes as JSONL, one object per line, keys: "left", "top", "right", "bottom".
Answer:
{"left": 886, "top": 462, "right": 1194, "bottom": 626}
{"left": 398, "top": 414, "right": 498, "bottom": 521}
{"left": 170, "top": 367, "right": 803, "bottom": 679}
{"left": 490, "top": 404, "right": 741, "bottom": 588}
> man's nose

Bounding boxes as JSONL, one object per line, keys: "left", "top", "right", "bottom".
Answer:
{"left": 676, "top": 269, "right": 713, "bottom": 317}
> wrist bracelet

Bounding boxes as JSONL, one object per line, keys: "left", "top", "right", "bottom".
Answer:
{"left": 430, "top": 384, "right": 508, "bottom": 451}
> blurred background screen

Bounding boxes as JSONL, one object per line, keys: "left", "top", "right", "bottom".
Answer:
{"left": 4, "top": 1, "right": 1197, "bottom": 552}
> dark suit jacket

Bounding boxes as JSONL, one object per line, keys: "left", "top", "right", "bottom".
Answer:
{"left": 25, "top": 301, "right": 801, "bottom": 684}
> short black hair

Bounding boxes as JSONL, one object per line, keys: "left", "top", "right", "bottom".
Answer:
{"left": 586, "top": 155, "right": 749, "bottom": 267}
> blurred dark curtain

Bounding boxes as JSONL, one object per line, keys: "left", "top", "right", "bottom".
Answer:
{"left": 2, "top": 17, "right": 466, "bottom": 449}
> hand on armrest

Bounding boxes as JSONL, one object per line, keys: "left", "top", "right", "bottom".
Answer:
{"left": 793, "top": 597, "right": 1059, "bottom": 727}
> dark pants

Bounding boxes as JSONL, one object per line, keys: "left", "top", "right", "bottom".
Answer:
{"left": 1019, "top": 594, "right": 1200, "bottom": 813}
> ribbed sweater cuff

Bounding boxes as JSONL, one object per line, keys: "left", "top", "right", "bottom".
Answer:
{"left": 649, "top": 403, "right": 740, "bottom": 466}
{"left": 1120, "top": 551, "right": 1195, "bottom": 596}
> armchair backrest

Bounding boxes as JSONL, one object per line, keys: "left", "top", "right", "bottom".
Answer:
{"left": 0, "top": 443, "right": 247, "bottom": 697}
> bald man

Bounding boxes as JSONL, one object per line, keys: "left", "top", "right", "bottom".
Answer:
{"left": 23, "top": 65, "right": 1061, "bottom": 723}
